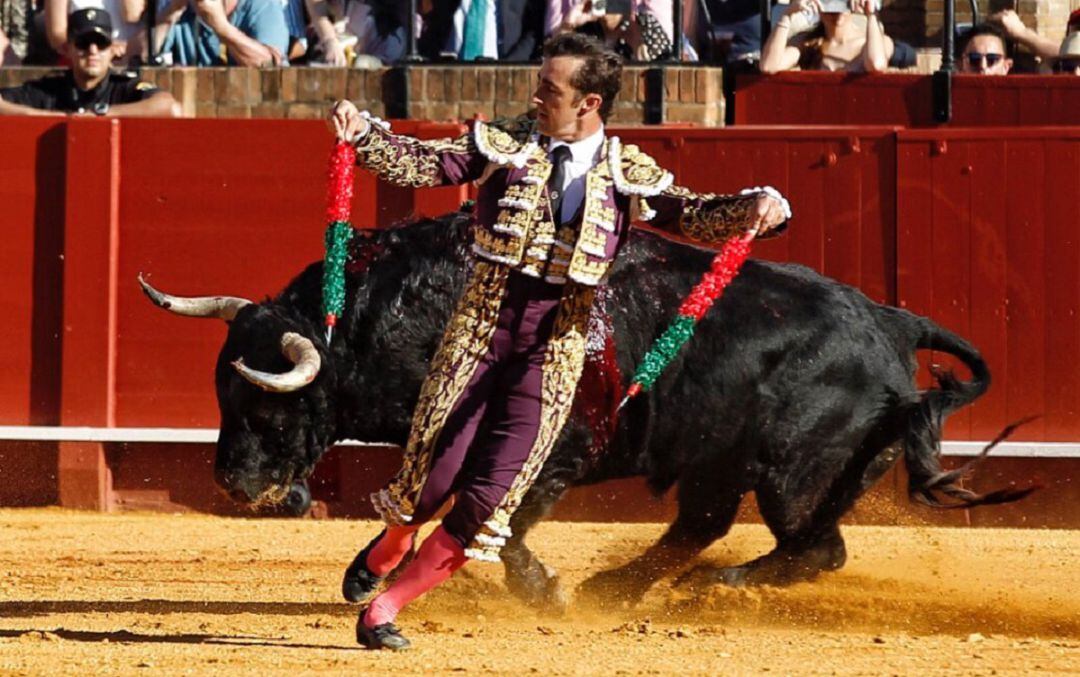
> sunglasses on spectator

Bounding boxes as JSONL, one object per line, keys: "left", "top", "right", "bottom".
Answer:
{"left": 965, "top": 52, "right": 1004, "bottom": 68}
{"left": 74, "top": 34, "right": 111, "bottom": 51}
{"left": 1054, "top": 59, "right": 1080, "bottom": 72}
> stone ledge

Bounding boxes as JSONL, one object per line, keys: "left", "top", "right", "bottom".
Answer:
{"left": 0, "top": 65, "right": 726, "bottom": 126}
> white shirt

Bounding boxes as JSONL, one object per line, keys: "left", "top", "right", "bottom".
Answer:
{"left": 548, "top": 126, "right": 605, "bottom": 223}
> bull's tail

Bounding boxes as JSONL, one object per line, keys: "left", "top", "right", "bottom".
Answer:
{"left": 903, "top": 318, "right": 1038, "bottom": 508}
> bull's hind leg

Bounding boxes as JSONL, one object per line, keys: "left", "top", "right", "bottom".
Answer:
{"left": 500, "top": 465, "right": 578, "bottom": 614}
{"left": 577, "top": 465, "right": 747, "bottom": 608}
{"left": 680, "top": 442, "right": 902, "bottom": 590}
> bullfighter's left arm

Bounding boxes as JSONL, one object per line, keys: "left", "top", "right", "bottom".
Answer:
{"left": 614, "top": 141, "right": 792, "bottom": 245}
{"left": 645, "top": 184, "right": 792, "bottom": 245}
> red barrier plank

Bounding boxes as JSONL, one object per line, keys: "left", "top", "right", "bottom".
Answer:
{"left": 966, "top": 140, "right": 1009, "bottom": 440}
{"left": 735, "top": 73, "right": 1080, "bottom": 127}
{"left": 61, "top": 118, "right": 120, "bottom": 427}
{"left": 1040, "top": 139, "right": 1080, "bottom": 440}
{"left": 0, "top": 119, "right": 66, "bottom": 426}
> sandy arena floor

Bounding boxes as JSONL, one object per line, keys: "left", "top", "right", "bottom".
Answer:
{"left": 0, "top": 510, "right": 1076, "bottom": 675}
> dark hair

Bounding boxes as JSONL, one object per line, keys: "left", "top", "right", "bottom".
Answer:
{"left": 960, "top": 23, "right": 1008, "bottom": 54}
{"left": 542, "top": 32, "right": 623, "bottom": 121}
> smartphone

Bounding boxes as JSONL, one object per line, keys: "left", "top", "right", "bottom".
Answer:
{"left": 589, "top": 0, "right": 630, "bottom": 16}
{"left": 818, "top": 0, "right": 849, "bottom": 13}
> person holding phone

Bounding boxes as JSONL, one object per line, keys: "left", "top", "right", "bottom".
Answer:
{"left": 761, "top": 0, "right": 895, "bottom": 73}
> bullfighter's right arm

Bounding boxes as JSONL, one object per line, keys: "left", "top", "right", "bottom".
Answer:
{"left": 352, "top": 112, "right": 488, "bottom": 188}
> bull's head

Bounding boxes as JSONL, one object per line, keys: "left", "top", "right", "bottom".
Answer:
{"left": 139, "top": 275, "right": 333, "bottom": 508}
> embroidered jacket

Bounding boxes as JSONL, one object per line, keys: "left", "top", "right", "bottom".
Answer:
{"left": 353, "top": 115, "right": 789, "bottom": 286}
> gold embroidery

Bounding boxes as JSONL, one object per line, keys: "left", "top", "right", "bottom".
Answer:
{"left": 466, "top": 284, "right": 596, "bottom": 561}
{"left": 616, "top": 142, "right": 672, "bottom": 193}
{"left": 566, "top": 160, "right": 616, "bottom": 286}
{"left": 354, "top": 125, "right": 471, "bottom": 188}
{"left": 666, "top": 186, "right": 758, "bottom": 244}
{"left": 372, "top": 262, "right": 509, "bottom": 523}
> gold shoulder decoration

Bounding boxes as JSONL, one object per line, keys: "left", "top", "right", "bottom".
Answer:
{"left": 608, "top": 137, "right": 674, "bottom": 197}
{"left": 473, "top": 118, "right": 540, "bottom": 169}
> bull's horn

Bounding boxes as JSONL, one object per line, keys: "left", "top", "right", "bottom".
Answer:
{"left": 232, "top": 332, "right": 321, "bottom": 393}
{"left": 138, "top": 274, "right": 252, "bottom": 321}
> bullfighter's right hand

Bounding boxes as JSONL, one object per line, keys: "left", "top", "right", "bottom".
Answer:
{"left": 329, "top": 100, "right": 369, "bottom": 142}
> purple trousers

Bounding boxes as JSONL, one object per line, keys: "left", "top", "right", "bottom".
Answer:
{"left": 409, "top": 272, "right": 565, "bottom": 549}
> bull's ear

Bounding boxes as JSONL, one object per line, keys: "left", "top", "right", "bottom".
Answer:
{"left": 138, "top": 274, "right": 252, "bottom": 321}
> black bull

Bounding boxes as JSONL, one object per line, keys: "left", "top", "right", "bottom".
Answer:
{"left": 141, "top": 212, "right": 1032, "bottom": 610}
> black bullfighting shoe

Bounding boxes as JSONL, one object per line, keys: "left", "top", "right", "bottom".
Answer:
{"left": 342, "top": 534, "right": 385, "bottom": 604}
{"left": 356, "top": 612, "right": 411, "bottom": 651}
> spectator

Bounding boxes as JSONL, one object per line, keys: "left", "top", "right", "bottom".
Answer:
{"left": 990, "top": 9, "right": 1058, "bottom": 62}
{"left": 695, "top": 0, "right": 763, "bottom": 65}
{"left": 44, "top": 0, "right": 145, "bottom": 60}
{"left": 1, "top": 0, "right": 33, "bottom": 64}
{"left": 549, "top": 0, "right": 688, "bottom": 62}
{"left": 761, "top": 0, "right": 895, "bottom": 74}
{"left": 1052, "top": 31, "right": 1080, "bottom": 76}
{"left": 0, "top": 9, "right": 179, "bottom": 115}
{"left": 419, "top": 0, "right": 545, "bottom": 61}
{"left": 154, "top": 0, "right": 289, "bottom": 65}
{"left": 958, "top": 23, "right": 1012, "bottom": 75}
{"left": 306, "top": 0, "right": 406, "bottom": 66}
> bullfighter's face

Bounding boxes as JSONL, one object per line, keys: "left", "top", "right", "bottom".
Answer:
{"left": 532, "top": 55, "right": 602, "bottom": 141}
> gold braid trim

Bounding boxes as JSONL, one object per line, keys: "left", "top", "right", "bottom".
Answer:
{"left": 465, "top": 284, "right": 596, "bottom": 562}
{"left": 354, "top": 124, "right": 472, "bottom": 188}
{"left": 664, "top": 185, "right": 759, "bottom": 245}
{"left": 371, "top": 262, "right": 510, "bottom": 524}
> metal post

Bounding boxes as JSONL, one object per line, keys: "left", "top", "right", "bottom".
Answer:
{"left": 942, "top": 0, "right": 955, "bottom": 72}
{"left": 403, "top": 0, "right": 423, "bottom": 63}
{"left": 760, "top": 0, "right": 772, "bottom": 55}
{"left": 672, "top": 0, "right": 683, "bottom": 60}
{"left": 932, "top": 0, "right": 954, "bottom": 122}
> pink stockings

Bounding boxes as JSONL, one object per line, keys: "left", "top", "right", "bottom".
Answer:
{"left": 363, "top": 526, "right": 468, "bottom": 628}
{"left": 364, "top": 525, "right": 419, "bottom": 577}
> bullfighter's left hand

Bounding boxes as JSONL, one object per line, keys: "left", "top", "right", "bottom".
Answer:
{"left": 748, "top": 194, "right": 788, "bottom": 238}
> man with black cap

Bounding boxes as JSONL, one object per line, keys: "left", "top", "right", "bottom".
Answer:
{"left": 0, "top": 8, "right": 180, "bottom": 117}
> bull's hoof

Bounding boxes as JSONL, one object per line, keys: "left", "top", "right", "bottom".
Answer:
{"left": 506, "top": 563, "right": 568, "bottom": 616}
{"left": 576, "top": 569, "right": 647, "bottom": 610}
{"left": 674, "top": 564, "right": 749, "bottom": 593}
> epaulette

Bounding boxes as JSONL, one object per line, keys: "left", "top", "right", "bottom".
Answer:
{"left": 473, "top": 116, "right": 540, "bottom": 169}
{"left": 112, "top": 70, "right": 139, "bottom": 80}
{"left": 607, "top": 137, "right": 674, "bottom": 197}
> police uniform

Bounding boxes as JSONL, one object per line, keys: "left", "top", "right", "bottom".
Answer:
{"left": 0, "top": 71, "right": 160, "bottom": 115}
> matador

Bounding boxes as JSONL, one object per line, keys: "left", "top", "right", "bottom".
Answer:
{"left": 329, "top": 33, "right": 791, "bottom": 650}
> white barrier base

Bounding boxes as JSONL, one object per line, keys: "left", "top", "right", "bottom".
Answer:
{"left": 0, "top": 426, "right": 1077, "bottom": 458}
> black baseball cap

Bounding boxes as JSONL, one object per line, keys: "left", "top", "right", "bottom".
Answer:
{"left": 67, "top": 8, "right": 114, "bottom": 44}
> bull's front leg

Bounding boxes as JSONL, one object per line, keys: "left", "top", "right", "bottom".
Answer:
{"left": 499, "top": 467, "right": 576, "bottom": 615}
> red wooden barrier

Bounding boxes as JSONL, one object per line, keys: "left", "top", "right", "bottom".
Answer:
{"left": 897, "top": 127, "right": 1080, "bottom": 442}
{"left": 734, "top": 73, "right": 1080, "bottom": 127}
{"left": 2, "top": 118, "right": 1079, "bottom": 521}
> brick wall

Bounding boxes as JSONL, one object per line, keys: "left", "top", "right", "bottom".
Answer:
{"left": 0, "top": 65, "right": 724, "bottom": 125}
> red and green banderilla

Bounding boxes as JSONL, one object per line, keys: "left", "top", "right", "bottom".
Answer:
{"left": 322, "top": 140, "right": 355, "bottom": 344}
{"left": 619, "top": 233, "right": 754, "bottom": 410}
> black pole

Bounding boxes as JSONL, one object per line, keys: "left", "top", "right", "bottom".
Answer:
{"left": 932, "top": 0, "right": 954, "bottom": 122}
{"left": 146, "top": 0, "right": 159, "bottom": 65}
{"left": 942, "top": 0, "right": 955, "bottom": 72}
{"left": 404, "top": 0, "right": 422, "bottom": 62}
{"left": 760, "top": 0, "right": 771, "bottom": 56}
{"left": 672, "top": 0, "right": 683, "bottom": 60}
